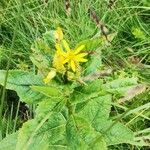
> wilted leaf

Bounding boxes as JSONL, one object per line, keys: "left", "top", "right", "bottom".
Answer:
{"left": 118, "top": 84, "right": 147, "bottom": 103}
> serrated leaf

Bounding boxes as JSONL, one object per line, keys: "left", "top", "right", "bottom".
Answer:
{"left": 102, "top": 77, "right": 144, "bottom": 100}
{"left": 118, "top": 84, "right": 147, "bottom": 103}
{"left": 0, "top": 70, "right": 44, "bottom": 104}
{"left": 75, "top": 116, "right": 107, "bottom": 150}
{"left": 30, "top": 38, "right": 52, "bottom": 73}
{"left": 76, "top": 94, "right": 111, "bottom": 124}
{"left": 81, "top": 79, "right": 103, "bottom": 94}
{"left": 16, "top": 120, "right": 49, "bottom": 150}
{"left": 16, "top": 98, "right": 66, "bottom": 150}
{"left": 103, "top": 77, "right": 138, "bottom": 89}
{"left": 94, "top": 120, "right": 134, "bottom": 145}
{"left": 0, "top": 70, "right": 43, "bottom": 85}
{"left": 85, "top": 47, "right": 102, "bottom": 75}
{"left": 66, "top": 115, "right": 107, "bottom": 150}
{"left": 43, "top": 30, "right": 56, "bottom": 47}
{"left": 76, "top": 33, "right": 116, "bottom": 51}
{"left": 71, "top": 91, "right": 99, "bottom": 104}
{"left": 66, "top": 115, "right": 83, "bottom": 150}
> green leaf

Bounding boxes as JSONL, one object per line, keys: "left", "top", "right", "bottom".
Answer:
{"left": 66, "top": 115, "right": 107, "bottom": 150}
{"left": 76, "top": 38, "right": 103, "bottom": 51}
{"left": 0, "top": 70, "right": 43, "bottom": 85}
{"left": 85, "top": 48, "right": 102, "bottom": 75}
{"left": 103, "top": 77, "right": 139, "bottom": 97}
{"left": 30, "top": 38, "right": 52, "bottom": 73}
{"left": 0, "top": 132, "right": 18, "bottom": 150}
{"left": 94, "top": 120, "right": 134, "bottom": 145}
{"left": 43, "top": 30, "right": 56, "bottom": 47}
{"left": 16, "top": 120, "right": 49, "bottom": 150}
{"left": 31, "top": 85, "right": 62, "bottom": 98}
{"left": 0, "top": 70, "right": 44, "bottom": 104}
{"left": 66, "top": 115, "right": 83, "bottom": 150}
{"left": 76, "top": 33, "right": 116, "bottom": 51}
{"left": 76, "top": 94, "right": 111, "bottom": 125}
{"left": 103, "top": 77, "right": 138, "bottom": 89}
{"left": 80, "top": 79, "right": 103, "bottom": 94}
{"left": 16, "top": 97, "right": 66, "bottom": 150}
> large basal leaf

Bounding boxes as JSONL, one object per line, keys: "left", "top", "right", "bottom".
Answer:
{"left": 94, "top": 119, "right": 134, "bottom": 146}
{"left": 66, "top": 115, "right": 83, "bottom": 150}
{"left": 0, "top": 70, "right": 44, "bottom": 104}
{"left": 75, "top": 94, "right": 112, "bottom": 124}
{"left": 0, "top": 132, "right": 18, "bottom": 150}
{"left": 66, "top": 115, "right": 107, "bottom": 150}
{"left": 16, "top": 96, "right": 67, "bottom": 150}
{"left": 16, "top": 120, "right": 49, "bottom": 150}
{"left": 0, "top": 70, "right": 43, "bottom": 85}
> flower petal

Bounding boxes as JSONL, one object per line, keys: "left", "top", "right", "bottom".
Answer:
{"left": 74, "top": 45, "right": 85, "bottom": 54}
{"left": 63, "top": 58, "right": 69, "bottom": 64}
{"left": 62, "top": 40, "right": 71, "bottom": 52}
{"left": 76, "top": 58, "right": 88, "bottom": 62}
{"left": 55, "top": 44, "right": 67, "bottom": 57}
{"left": 70, "top": 60, "right": 76, "bottom": 72}
{"left": 55, "top": 43, "right": 61, "bottom": 52}
{"left": 76, "top": 53, "right": 87, "bottom": 58}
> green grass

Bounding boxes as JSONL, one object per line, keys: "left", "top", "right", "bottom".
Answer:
{"left": 0, "top": 0, "right": 150, "bottom": 149}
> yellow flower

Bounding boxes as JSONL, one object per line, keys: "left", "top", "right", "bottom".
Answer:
{"left": 59, "top": 40, "right": 88, "bottom": 72}
{"left": 54, "top": 27, "right": 63, "bottom": 42}
{"left": 53, "top": 43, "right": 66, "bottom": 73}
{"left": 43, "top": 69, "right": 56, "bottom": 84}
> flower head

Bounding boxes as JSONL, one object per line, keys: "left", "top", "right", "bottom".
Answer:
{"left": 43, "top": 30, "right": 88, "bottom": 84}
{"left": 58, "top": 40, "right": 88, "bottom": 72}
{"left": 52, "top": 43, "right": 66, "bottom": 73}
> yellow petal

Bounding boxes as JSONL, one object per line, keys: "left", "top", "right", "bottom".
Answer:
{"left": 62, "top": 40, "right": 70, "bottom": 52}
{"left": 63, "top": 58, "right": 69, "bottom": 64}
{"left": 55, "top": 44, "right": 66, "bottom": 57}
{"left": 70, "top": 60, "right": 76, "bottom": 72}
{"left": 76, "top": 58, "right": 88, "bottom": 62}
{"left": 74, "top": 45, "right": 85, "bottom": 54}
{"left": 76, "top": 53, "right": 87, "bottom": 58}
{"left": 43, "top": 70, "right": 56, "bottom": 84}
{"left": 55, "top": 43, "right": 61, "bottom": 52}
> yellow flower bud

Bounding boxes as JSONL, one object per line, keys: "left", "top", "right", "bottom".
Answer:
{"left": 43, "top": 70, "right": 56, "bottom": 84}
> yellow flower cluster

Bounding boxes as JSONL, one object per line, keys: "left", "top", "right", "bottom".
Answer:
{"left": 44, "top": 27, "right": 88, "bottom": 84}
